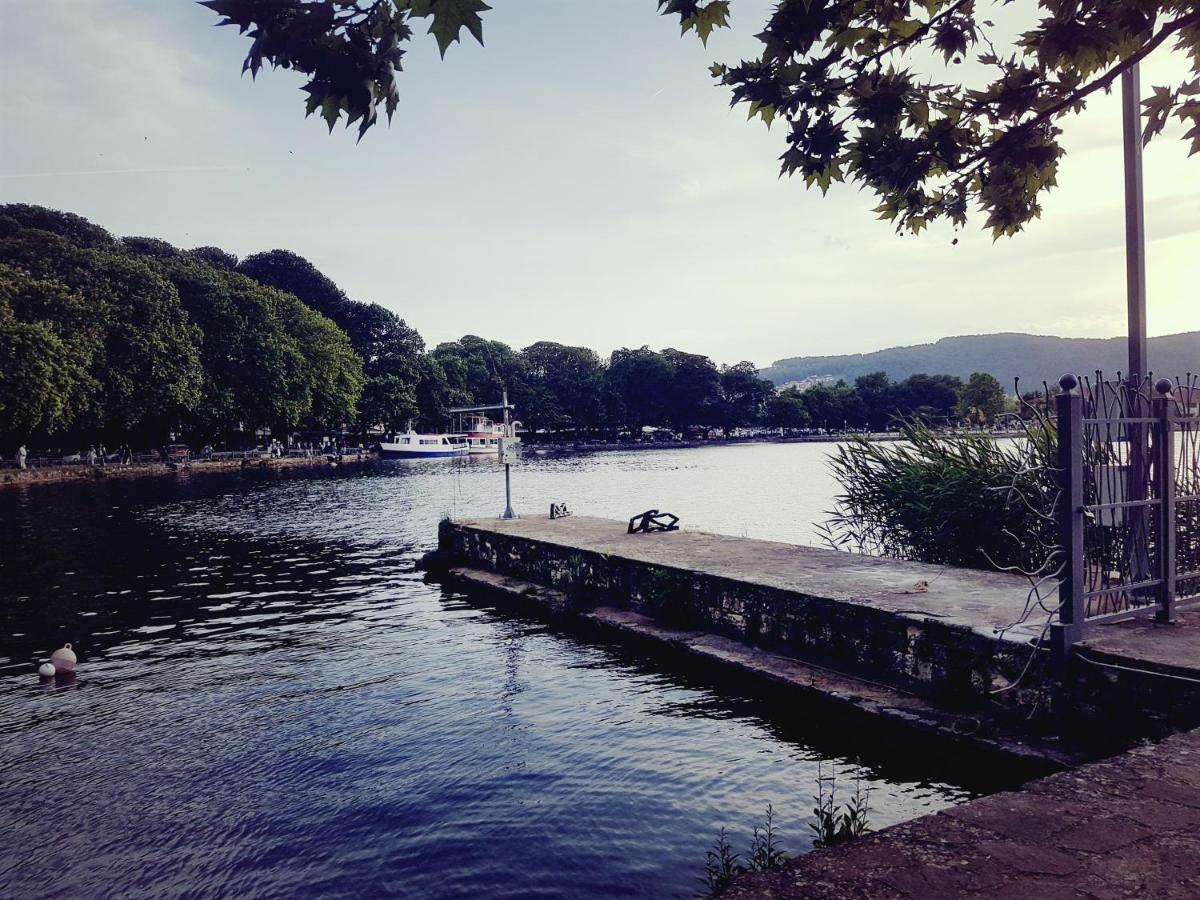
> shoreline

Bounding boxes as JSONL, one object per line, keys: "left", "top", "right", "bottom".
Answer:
{"left": 0, "top": 453, "right": 372, "bottom": 489}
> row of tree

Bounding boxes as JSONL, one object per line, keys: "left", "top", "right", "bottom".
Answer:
{"left": 764, "top": 371, "right": 1009, "bottom": 433}
{"left": 0, "top": 205, "right": 1011, "bottom": 452}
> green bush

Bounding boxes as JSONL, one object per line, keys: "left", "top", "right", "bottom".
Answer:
{"left": 822, "top": 419, "right": 1057, "bottom": 572}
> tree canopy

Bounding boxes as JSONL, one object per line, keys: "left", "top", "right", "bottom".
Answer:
{"left": 201, "top": 0, "right": 1199, "bottom": 236}
{"left": 0, "top": 204, "right": 1031, "bottom": 450}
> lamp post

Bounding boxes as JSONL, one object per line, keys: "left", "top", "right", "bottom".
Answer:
{"left": 1122, "top": 64, "right": 1148, "bottom": 381}
{"left": 1122, "top": 63, "right": 1154, "bottom": 591}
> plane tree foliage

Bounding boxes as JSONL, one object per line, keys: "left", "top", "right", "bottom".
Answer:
{"left": 520, "top": 341, "right": 607, "bottom": 434}
{"left": 201, "top": 0, "right": 1200, "bottom": 236}
{"left": 0, "top": 206, "right": 368, "bottom": 447}
{"left": 764, "top": 387, "right": 812, "bottom": 430}
{"left": 718, "top": 361, "right": 776, "bottom": 436}
{"left": 956, "top": 370, "right": 1007, "bottom": 423}
{"left": 0, "top": 226, "right": 204, "bottom": 437}
{"left": 0, "top": 265, "right": 100, "bottom": 438}
{"left": 238, "top": 249, "right": 427, "bottom": 433}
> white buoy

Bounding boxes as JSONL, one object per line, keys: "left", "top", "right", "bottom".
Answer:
{"left": 38, "top": 662, "right": 56, "bottom": 679}
{"left": 49, "top": 643, "right": 77, "bottom": 673}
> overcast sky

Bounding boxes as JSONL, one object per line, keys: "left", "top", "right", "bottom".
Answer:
{"left": 1, "top": 1, "right": 1197, "bottom": 367}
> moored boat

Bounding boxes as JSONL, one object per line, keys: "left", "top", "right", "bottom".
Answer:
{"left": 376, "top": 432, "right": 467, "bottom": 459}
{"left": 455, "top": 414, "right": 520, "bottom": 455}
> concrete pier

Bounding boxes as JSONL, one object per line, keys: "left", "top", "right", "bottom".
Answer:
{"left": 435, "top": 515, "right": 1200, "bottom": 897}
{"left": 435, "top": 516, "right": 1200, "bottom": 754}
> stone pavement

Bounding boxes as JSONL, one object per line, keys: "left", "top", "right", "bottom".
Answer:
{"left": 724, "top": 727, "right": 1200, "bottom": 900}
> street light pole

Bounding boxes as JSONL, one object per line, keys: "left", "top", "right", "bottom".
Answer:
{"left": 1121, "top": 64, "right": 1153, "bottom": 589}
{"left": 1122, "top": 64, "right": 1148, "bottom": 381}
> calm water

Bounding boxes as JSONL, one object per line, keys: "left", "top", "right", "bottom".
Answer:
{"left": 1, "top": 444, "right": 981, "bottom": 898}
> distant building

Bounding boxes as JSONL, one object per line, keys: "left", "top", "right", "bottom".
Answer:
{"left": 778, "top": 375, "right": 837, "bottom": 392}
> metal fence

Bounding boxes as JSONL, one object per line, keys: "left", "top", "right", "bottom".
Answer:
{"left": 1053, "top": 374, "right": 1200, "bottom": 656}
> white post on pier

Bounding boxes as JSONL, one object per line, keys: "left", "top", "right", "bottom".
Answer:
{"left": 500, "top": 388, "right": 517, "bottom": 519}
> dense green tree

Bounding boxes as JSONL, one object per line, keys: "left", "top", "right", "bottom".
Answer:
{"left": 188, "top": 246, "right": 240, "bottom": 271}
{"left": 277, "top": 292, "right": 365, "bottom": 428}
{"left": 162, "top": 261, "right": 360, "bottom": 436}
{"left": 432, "top": 335, "right": 528, "bottom": 409}
{"left": 717, "top": 361, "right": 774, "bottom": 436}
{"left": 957, "top": 371, "right": 1007, "bottom": 425}
{"left": 240, "top": 253, "right": 425, "bottom": 432}
{"left": 121, "top": 236, "right": 184, "bottom": 259}
{"left": 801, "top": 381, "right": 867, "bottom": 431}
{"left": 203, "top": 0, "right": 1200, "bottom": 236}
{"left": 662, "top": 348, "right": 722, "bottom": 434}
{"left": 521, "top": 341, "right": 606, "bottom": 434}
{"left": 0, "top": 204, "right": 115, "bottom": 249}
{"left": 413, "top": 354, "right": 453, "bottom": 432}
{"left": 894, "top": 373, "right": 963, "bottom": 423}
{"left": 239, "top": 249, "right": 354, "bottom": 327}
{"left": 764, "top": 388, "right": 811, "bottom": 432}
{"left": 346, "top": 303, "right": 425, "bottom": 431}
{"left": 0, "top": 265, "right": 100, "bottom": 440}
{"left": 607, "top": 346, "right": 674, "bottom": 436}
{"left": 0, "top": 226, "right": 204, "bottom": 438}
{"left": 854, "top": 372, "right": 898, "bottom": 431}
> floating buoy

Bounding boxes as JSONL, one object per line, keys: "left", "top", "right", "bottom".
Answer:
{"left": 49, "top": 643, "right": 77, "bottom": 673}
{"left": 38, "top": 662, "right": 56, "bottom": 679}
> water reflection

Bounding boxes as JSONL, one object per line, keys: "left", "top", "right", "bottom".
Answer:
{"left": 3, "top": 448, "right": 979, "bottom": 898}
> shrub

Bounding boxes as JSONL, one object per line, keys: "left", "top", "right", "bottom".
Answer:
{"left": 822, "top": 418, "right": 1057, "bottom": 572}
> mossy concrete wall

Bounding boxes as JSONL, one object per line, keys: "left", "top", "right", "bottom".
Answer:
{"left": 437, "top": 518, "right": 1050, "bottom": 720}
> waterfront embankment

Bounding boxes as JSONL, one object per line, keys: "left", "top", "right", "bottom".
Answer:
{"left": 0, "top": 453, "right": 373, "bottom": 488}
{"left": 432, "top": 515, "right": 1200, "bottom": 759}
{"left": 433, "top": 514, "right": 1200, "bottom": 896}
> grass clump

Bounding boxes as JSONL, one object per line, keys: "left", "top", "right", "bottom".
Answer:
{"left": 822, "top": 418, "right": 1057, "bottom": 572}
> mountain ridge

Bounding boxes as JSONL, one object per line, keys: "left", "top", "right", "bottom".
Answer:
{"left": 760, "top": 331, "right": 1200, "bottom": 390}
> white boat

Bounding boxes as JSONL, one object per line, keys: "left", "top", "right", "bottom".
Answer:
{"left": 376, "top": 432, "right": 467, "bottom": 459}
{"left": 456, "top": 414, "right": 521, "bottom": 455}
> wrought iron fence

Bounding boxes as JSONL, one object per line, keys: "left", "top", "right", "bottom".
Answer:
{"left": 1053, "top": 374, "right": 1200, "bottom": 656}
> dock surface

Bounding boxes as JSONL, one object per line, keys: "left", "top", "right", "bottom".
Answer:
{"left": 725, "top": 726, "right": 1200, "bottom": 899}
{"left": 457, "top": 516, "right": 1042, "bottom": 641}
{"left": 454, "top": 516, "right": 1200, "bottom": 675}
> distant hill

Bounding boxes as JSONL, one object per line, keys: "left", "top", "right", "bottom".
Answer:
{"left": 760, "top": 332, "right": 1200, "bottom": 391}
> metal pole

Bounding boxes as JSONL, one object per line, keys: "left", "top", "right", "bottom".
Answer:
{"left": 500, "top": 388, "right": 516, "bottom": 519}
{"left": 1122, "top": 65, "right": 1148, "bottom": 381}
{"left": 1155, "top": 381, "right": 1177, "bottom": 623}
{"left": 1051, "top": 375, "right": 1085, "bottom": 667}
{"left": 1121, "top": 65, "right": 1154, "bottom": 593}
{"left": 502, "top": 463, "right": 515, "bottom": 519}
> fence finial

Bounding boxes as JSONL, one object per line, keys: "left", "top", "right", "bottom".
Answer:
{"left": 1155, "top": 378, "right": 1173, "bottom": 396}
{"left": 1058, "top": 373, "right": 1078, "bottom": 392}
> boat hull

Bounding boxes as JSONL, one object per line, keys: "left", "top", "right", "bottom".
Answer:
{"left": 378, "top": 446, "right": 466, "bottom": 459}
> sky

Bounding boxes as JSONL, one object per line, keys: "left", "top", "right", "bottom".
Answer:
{"left": 1, "top": 1, "right": 1197, "bottom": 369}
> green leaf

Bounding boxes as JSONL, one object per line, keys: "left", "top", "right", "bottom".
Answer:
{"left": 409, "top": 0, "right": 491, "bottom": 58}
{"left": 680, "top": 1, "right": 731, "bottom": 47}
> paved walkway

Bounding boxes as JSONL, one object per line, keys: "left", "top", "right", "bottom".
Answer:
{"left": 725, "top": 727, "right": 1200, "bottom": 899}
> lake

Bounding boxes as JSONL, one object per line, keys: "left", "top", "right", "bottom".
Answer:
{"left": 1, "top": 443, "right": 982, "bottom": 898}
